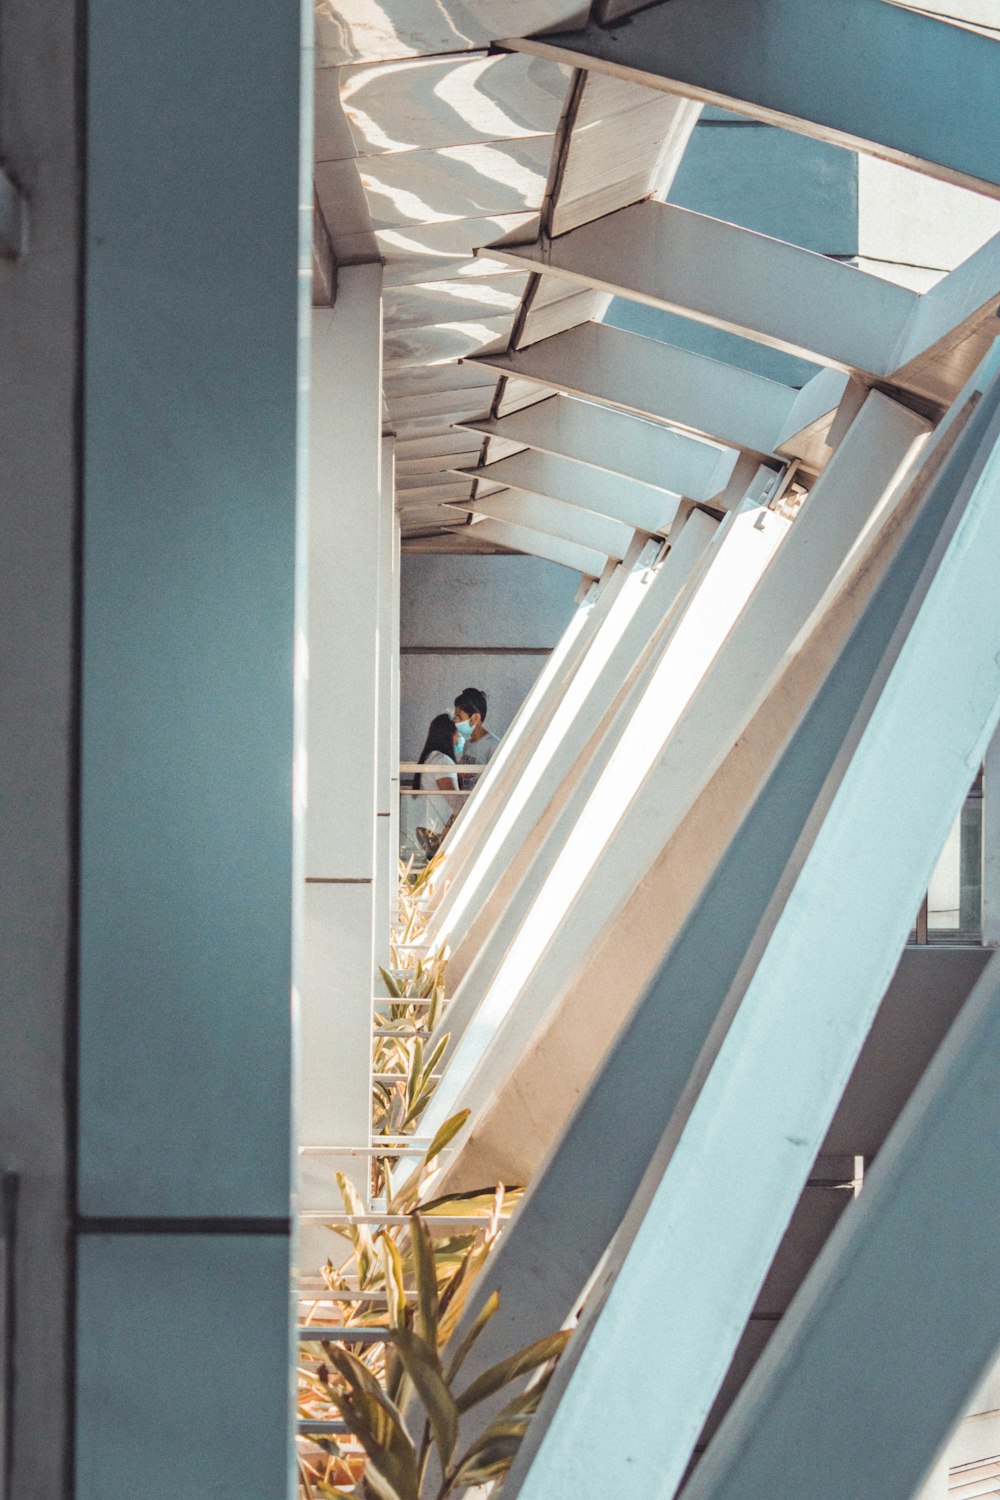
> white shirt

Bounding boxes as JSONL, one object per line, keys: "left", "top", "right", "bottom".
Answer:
{"left": 421, "top": 750, "right": 460, "bottom": 829}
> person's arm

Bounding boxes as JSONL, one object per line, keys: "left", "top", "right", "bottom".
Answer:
{"left": 435, "top": 772, "right": 458, "bottom": 793}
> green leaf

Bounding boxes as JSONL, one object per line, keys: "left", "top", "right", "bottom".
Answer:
{"left": 449, "top": 1431, "right": 522, "bottom": 1488}
{"left": 455, "top": 1329, "right": 571, "bottom": 1413}
{"left": 443, "top": 1289, "right": 499, "bottom": 1384}
{"left": 448, "top": 1374, "right": 551, "bottom": 1487}
{"left": 323, "top": 1347, "right": 418, "bottom": 1500}
{"left": 420, "top": 1031, "right": 450, "bottom": 1086}
{"left": 389, "top": 1111, "right": 470, "bottom": 1216}
{"left": 418, "top": 1188, "right": 505, "bottom": 1217}
{"left": 421, "top": 1110, "right": 469, "bottom": 1170}
{"left": 406, "top": 1037, "right": 424, "bottom": 1113}
{"left": 334, "top": 1172, "right": 379, "bottom": 1289}
{"left": 381, "top": 1235, "right": 407, "bottom": 1329}
{"left": 437, "top": 1243, "right": 489, "bottom": 1352}
{"left": 379, "top": 965, "right": 403, "bottom": 1000}
{"left": 391, "top": 1326, "right": 459, "bottom": 1470}
{"left": 410, "top": 1215, "right": 439, "bottom": 1350}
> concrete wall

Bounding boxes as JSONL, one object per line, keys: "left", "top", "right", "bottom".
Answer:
{"left": 0, "top": 0, "right": 79, "bottom": 1493}
{"left": 399, "top": 553, "right": 579, "bottom": 762}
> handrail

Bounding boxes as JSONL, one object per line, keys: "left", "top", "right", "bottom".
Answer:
{"left": 399, "top": 761, "right": 486, "bottom": 774}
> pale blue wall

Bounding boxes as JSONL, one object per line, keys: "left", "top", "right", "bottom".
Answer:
{"left": 400, "top": 553, "right": 580, "bottom": 762}
{"left": 75, "top": 0, "right": 306, "bottom": 1495}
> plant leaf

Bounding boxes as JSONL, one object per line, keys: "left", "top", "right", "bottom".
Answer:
{"left": 381, "top": 1235, "right": 407, "bottom": 1329}
{"left": 379, "top": 965, "right": 403, "bottom": 1000}
{"left": 449, "top": 1431, "right": 523, "bottom": 1488}
{"left": 391, "top": 1326, "right": 459, "bottom": 1470}
{"left": 455, "top": 1329, "right": 571, "bottom": 1414}
{"left": 389, "top": 1111, "right": 470, "bottom": 1216}
{"left": 334, "top": 1171, "right": 378, "bottom": 1289}
{"left": 323, "top": 1347, "right": 418, "bottom": 1500}
{"left": 409, "top": 1215, "right": 439, "bottom": 1351}
{"left": 443, "top": 1289, "right": 499, "bottom": 1385}
{"left": 436, "top": 1243, "right": 489, "bottom": 1352}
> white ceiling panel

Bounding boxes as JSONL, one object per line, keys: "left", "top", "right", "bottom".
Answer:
{"left": 382, "top": 317, "right": 514, "bottom": 370}
{"left": 376, "top": 213, "right": 539, "bottom": 260}
{"left": 384, "top": 253, "right": 527, "bottom": 288}
{"left": 387, "top": 386, "right": 497, "bottom": 420}
{"left": 337, "top": 53, "right": 569, "bottom": 155}
{"left": 384, "top": 363, "right": 498, "bottom": 398}
{"left": 355, "top": 138, "right": 554, "bottom": 229}
{"left": 383, "top": 274, "right": 529, "bottom": 331}
{"left": 315, "top": 0, "right": 589, "bottom": 68}
{"left": 311, "top": 5, "right": 722, "bottom": 544}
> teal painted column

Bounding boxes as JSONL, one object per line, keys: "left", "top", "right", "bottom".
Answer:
{"left": 76, "top": 1, "right": 310, "bottom": 1494}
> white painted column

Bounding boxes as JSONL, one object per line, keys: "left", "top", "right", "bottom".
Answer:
{"left": 374, "top": 433, "right": 397, "bottom": 970}
{"left": 983, "top": 720, "right": 1000, "bottom": 946}
{"left": 389, "top": 496, "right": 402, "bottom": 939}
{"left": 301, "top": 268, "right": 382, "bottom": 1213}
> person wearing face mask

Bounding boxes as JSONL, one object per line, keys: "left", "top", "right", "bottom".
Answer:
{"left": 453, "top": 686, "right": 499, "bottom": 790}
{"left": 413, "top": 712, "right": 462, "bottom": 858}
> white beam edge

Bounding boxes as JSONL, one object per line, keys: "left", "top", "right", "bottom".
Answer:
{"left": 460, "top": 515, "right": 609, "bottom": 577}
{"left": 498, "top": 0, "right": 1000, "bottom": 200}
{"left": 463, "top": 323, "right": 797, "bottom": 459}
{"left": 447, "top": 490, "right": 635, "bottom": 561}
{"left": 483, "top": 202, "right": 916, "bottom": 380}
{"left": 456, "top": 398, "right": 737, "bottom": 501}
{"left": 452, "top": 453, "right": 682, "bottom": 534}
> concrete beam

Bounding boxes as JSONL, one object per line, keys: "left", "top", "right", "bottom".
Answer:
{"left": 436, "top": 541, "right": 657, "bottom": 894}
{"left": 505, "top": 358, "right": 1000, "bottom": 1500}
{"left": 889, "top": 230, "right": 1000, "bottom": 406}
{"left": 459, "top": 394, "right": 737, "bottom": 500}
{"left": 503, "top": 0, "right": 1000, "bottom": 199}
{"left": 462, "top": 516, "right": 608, "bottom": 577}
{"left": 465, "top": 322, "right": 798, "bottom": 458}
{"left": 425, "top": 390, "right": 933, "bottom": 1441}
{"left": 453, "top": 447, "right": 682, "bottom": 534}
{"left": 452, "top": 488, "right": 636, "bottom": 561}
{"left": 681, "top": 951, "right": 1000, "bottom": 1500}
{"left": 486, "top": 201, "right": 917, "bottom": 378}
{"left": 425, "top": 505, "right": 726, "bottom": 984}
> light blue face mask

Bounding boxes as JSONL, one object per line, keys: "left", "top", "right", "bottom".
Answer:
{"left": 453, "top": 716, "right": 473, "bottom": 745}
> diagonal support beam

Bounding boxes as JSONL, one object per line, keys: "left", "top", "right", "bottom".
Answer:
{"left": 486, "top": 201, "right": 918, "bottom": 379}
{"left": 683, "top": 946, "right": 1000, "bottom": 1500}
{"left": 450, "top": 488, "right": 636, "bottom": 561}
{"left": 453, "top": 447, "right": 681, "bottom": 533}
{"left": 504, "top": 357, "right": 1000, "bottom": 1500}
{"left": 465, "top": 323, "right": 799, "bottom": 458}
{"left": 462, "top": 516, "right": 608, "bottom": 576}
{"left": 458, "top": 393, "right": 737, "bottom": 499}
{"left": 502, "top": 0, "right": 1000, "bottom": 199}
